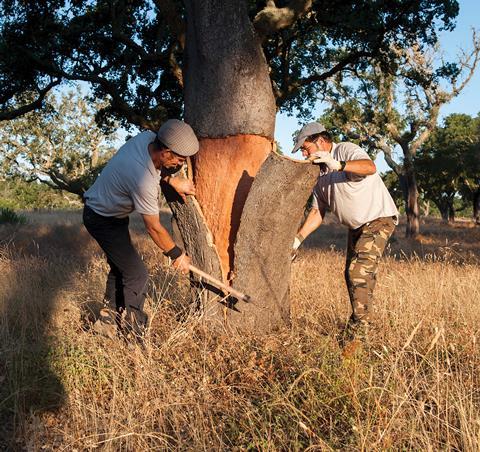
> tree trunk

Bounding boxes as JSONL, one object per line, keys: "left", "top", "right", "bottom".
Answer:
{"left": 474, "top": 189, "right": 480, "bottom": 225}
{"left": 171, "top": 0, "right": 318, "bottom": 332}
{"left": 403, "top": 154, "right": 420, "bottom": 238}
{"left": 184, "top": 0, "right": 276, "bottom": 279}
{"left": 438, "top": 203, "right": 450, "bottom": 222}
{"left": 448, "top": 203, "right": 455, "bottom": 223}
{"left": 437, "top": 198, "right": 455, "bottom": 223}
{"left": 421, "top": 199, "right": 430, "bottom": 217}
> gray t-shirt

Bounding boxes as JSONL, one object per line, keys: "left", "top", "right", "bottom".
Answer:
{"left": 84, "top": 131, "right": 161, "bottom": 218}
{"left": 312, "top": 142, "right": 399, "bottom": 229}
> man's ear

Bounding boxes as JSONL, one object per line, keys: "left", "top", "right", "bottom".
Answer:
{"left": 158, "top": 148, "right": 171, "bottom": 158}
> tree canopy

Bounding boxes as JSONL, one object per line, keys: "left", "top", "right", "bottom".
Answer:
{"left": 0, "top": 0, "right": 460, "bottom": 129}
{"left": 0, "top": 88, "right": 117, "bottom": 196}
{"left": 416, "top": 113, "right": 480, "bottom": 221}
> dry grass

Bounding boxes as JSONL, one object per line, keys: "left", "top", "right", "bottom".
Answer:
{"left": 0, "top": 210, "right": 479, "bottom": 450}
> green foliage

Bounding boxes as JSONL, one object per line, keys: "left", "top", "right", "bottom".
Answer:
{"left": 0, "top": 87, "right": 117, "bottom": 197}
{"left": 0, "top": 177, "right": 79, "bottom": 210}
{"left": 0, "top": 0, "right": 460, "bottom": 127}
{"left": 416, "top": 113, "right": 480, "bottom": 220}
{"left": 381, "top": 171, "right": 404, "bottom": 209}
{"left": 0, "top": 206, "right": 26, "bottom": 225}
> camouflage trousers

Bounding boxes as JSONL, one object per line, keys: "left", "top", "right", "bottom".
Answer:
{"left": 345, "top": 216, "right": 396, "bottom": 323}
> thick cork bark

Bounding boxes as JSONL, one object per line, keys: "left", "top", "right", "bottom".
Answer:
{"left": 230, "top": 153, "right": 319, "bottom": 332}
{"left": 184, "top": 1, "right": 276, "bottom": 139}
{"left": 192, "top": 135, "right": 271, "bottom": 280}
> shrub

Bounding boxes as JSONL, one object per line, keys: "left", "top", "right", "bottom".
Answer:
{"left": 0, "top": 207, "right": 27, "bottom": 225}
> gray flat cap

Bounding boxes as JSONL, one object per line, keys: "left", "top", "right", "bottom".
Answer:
{"left": 292, "top": 122, "right": 326, "bottom": 152}
{"left": 157, "top": 119, "right": 199, "bottom": 157}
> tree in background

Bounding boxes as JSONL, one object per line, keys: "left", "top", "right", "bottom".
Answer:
{"left": 416, "top": 113, "right": 480, "bottom": 223}
{"left": 460, "top": 116, "right": 480, "bottom": 224}
{"left": 0, "top": 88, "right": 117, "bottom": 197}
{"left": 321, "top": 32, "right": 480, "bottom": 237}
{"left": 0, "top": 0, "right": 462, "bottom": 330}
{"left": 0, "top": 176, "right": 79, "bottom": 210}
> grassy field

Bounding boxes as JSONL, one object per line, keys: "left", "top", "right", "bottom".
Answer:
{"left": 0, "top": 210, "right": 479, "bottom": 450}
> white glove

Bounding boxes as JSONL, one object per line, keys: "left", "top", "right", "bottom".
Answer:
{"left": 311, "top": 151, "right": 342, "bottom": 171}
{"left": 293, "top": 234, "right": 303, "bottom": 251}
{"left": 291, "top": 234, "right": 304, "bottom": 261}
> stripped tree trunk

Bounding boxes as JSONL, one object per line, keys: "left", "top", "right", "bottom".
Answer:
{"left": 162, "top": 0, "right": 319, "bottom": 332}
{"left": 403, "top": 154, "right": 420, "bottom": 238}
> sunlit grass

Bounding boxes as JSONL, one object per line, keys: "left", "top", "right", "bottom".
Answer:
{"left": 0, "top": 211, "right": 479, "bottom": 450}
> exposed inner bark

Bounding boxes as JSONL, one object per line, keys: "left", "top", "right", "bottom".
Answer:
{"left": 229, "top": 152, "right": 319, "bottom": 332}
{"left": 192, "top": 136, "right": 271, "bottom": 279}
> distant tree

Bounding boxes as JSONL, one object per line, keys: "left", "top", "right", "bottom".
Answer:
{"left": 460, "top": 118, "right": 480, "bottom": 224}
{"left": 0, "top": 88, "right": 117, "bottom": 197}
{"left": 381, "top": 169, "right": 435, "bottom": 217}
{"left": 416, "top": 113, "right": 480, "bottom": 223}
{"left": 0, "top": 176, "right": 79, "bottom": 209}
{"left": 321, "top": 32, "right": 480, "bottom": 237}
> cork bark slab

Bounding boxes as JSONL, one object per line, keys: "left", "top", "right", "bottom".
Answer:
{"left": 229, "top": 153, "right": 320, "bottom": 332}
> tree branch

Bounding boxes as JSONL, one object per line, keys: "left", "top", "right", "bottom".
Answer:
{"left": 0, "top": 79, "right": 61, "bottom": 121}
{"left": 284, "top": 51, "right": 372, "bottom": 99}
{"left": 254, "top": 0, "right": 313, "bottom": 39}
{"left": 19, "top": 50, "right": 165, "bottom": 129}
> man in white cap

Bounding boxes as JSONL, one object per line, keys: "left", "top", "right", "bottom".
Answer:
{"left": 83, "top": 119, "right": 199, "bottom": 340}
{"left": 292, "top": 122, "right": 398, "bottom": 341}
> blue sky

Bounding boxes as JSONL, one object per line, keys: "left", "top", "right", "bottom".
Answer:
{"left": 275, "top": 0, "right": 480, "bottom": 171}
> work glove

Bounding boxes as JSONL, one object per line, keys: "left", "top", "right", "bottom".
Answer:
{"left": 311, "top": 151, "right": 342, "bottom": 171}
{"left": 291, "top": 234, "right": 304, "bottom": 262}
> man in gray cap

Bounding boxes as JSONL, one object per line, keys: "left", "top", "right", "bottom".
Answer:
{"left": 83, "top": 119, "right": 199, "bottom": 340}
{"left": 292, "top": 122, "right": 398, "bottom": 342}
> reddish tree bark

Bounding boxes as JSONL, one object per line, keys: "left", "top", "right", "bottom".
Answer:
{"left": 193, "top": 136, "right": 271, "bottom": 279}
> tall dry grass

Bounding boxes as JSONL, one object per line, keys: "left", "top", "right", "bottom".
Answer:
{"left": 0, "top": 211, "right": 479, "bottom": 450}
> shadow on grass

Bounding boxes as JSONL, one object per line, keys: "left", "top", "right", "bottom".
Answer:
{"left": 0, "top": 220, "right": 92, "bottom": 449}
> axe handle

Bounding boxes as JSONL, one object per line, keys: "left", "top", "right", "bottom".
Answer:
{"left": 188, "top": 264, "right": 251, "bottom": 303}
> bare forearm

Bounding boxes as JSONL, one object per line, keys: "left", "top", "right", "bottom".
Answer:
{"left": 142, "top": 214, "right": 177, "bottom": 252}
{"left": 298, "top": 207, "right": 323, "bottom": 239}
{"left": 146, "top": 223, "right": 176, "bottom": 252}
{"left": 344, "top": 159, "right": 376, "bottom": 176}
{"left": 161, "top": 174, "right": 196, "bottom": 201}
{"left": 142, "top": 213, "right": 191, "bottom": 273}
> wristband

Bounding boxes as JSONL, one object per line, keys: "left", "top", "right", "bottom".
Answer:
{"left": 339, "top": 160, "right": 347, "bottom": 171}
{"left": 296, "top": 233, "right": 305, "bottom": 243}
{"left": 164, "top": 245, "right": 183, "bottom": 260}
